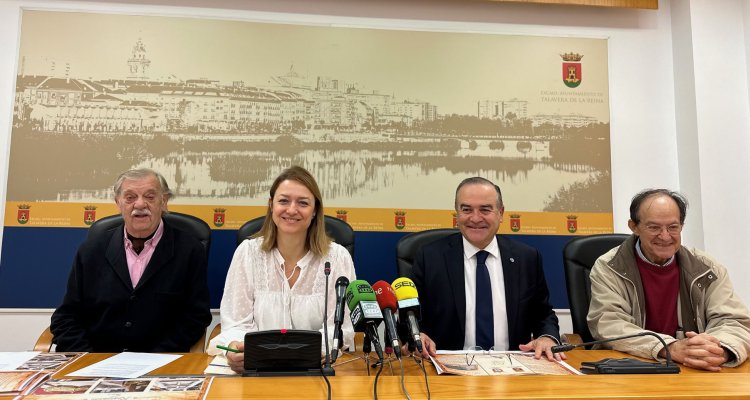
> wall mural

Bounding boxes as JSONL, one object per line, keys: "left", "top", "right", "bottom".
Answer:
{"left": 6, "top": 10, "right": 612, "bottom": 235}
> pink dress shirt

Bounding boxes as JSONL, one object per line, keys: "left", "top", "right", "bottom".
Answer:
{"left": 123, "top": 220, "right": 164, "bottom": 287}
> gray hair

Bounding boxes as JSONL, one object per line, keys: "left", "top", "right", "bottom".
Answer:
{"left": 113, "top": 168, "right": 173, "bottom": 200}
{"left": 454, "top": 177, "right": 504, "bottom": 210}
{"left": 630, "top": 188, "right": 688, "bottom": 225}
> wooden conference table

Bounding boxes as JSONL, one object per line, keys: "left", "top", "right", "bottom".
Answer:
{"left": 53, "top": 350, "right": 750, "bottom": 399}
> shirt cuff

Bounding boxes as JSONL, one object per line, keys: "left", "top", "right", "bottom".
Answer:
{"left": 539, "top": 334, "right": 560, "bottom": 345}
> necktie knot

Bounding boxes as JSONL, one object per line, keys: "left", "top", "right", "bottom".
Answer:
{"left": 476, "top": 250, "right": 489, "bottom": 266}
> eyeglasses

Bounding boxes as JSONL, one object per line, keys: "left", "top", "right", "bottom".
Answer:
{"left": 642, "top": 223, "right": 683, "bottom": 235}
{"left": 465, "top": 346, "right": 514, "bottom": 367}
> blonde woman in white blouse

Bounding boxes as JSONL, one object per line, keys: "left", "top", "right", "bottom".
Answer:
{"left": 208, "top": 166, "right": 357, "bottom": 373}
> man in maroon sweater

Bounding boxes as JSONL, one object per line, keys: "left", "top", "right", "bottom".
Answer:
{"left": 588, "top": 189, "right": 750, "bottom": 371}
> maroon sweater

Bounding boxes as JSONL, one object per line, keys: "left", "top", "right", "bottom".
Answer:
{"left": 636, "top": 254, "right": 680, "bottom": 336}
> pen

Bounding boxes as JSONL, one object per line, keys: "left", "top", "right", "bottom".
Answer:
{"left": 216, "top": 345, "right": 241, "bottom": 353}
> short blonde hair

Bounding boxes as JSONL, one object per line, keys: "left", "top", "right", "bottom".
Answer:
{"left": 256, "top": 166, "right": 330, "bottom": 256}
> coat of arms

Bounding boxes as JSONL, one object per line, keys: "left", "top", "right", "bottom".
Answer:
{"left": 336, "top": 210, "right": 348, "bottom": 222}
{"left": 17, "top": 204, "right": 30, "bottom": 224}
{"left": 213, "top": 208, "right": 226, "bottom": 227}
{"left": 394, "top": 210, "right": 406, "bottom": 230}
{"left": 509, "top": 214, "right": 521, "bottom": 232}
{"left": 567, "top": 215, "right": 578, "bottom": 233}
{"left": 84, "top": 205, "right": 97, "bottom": 225}
{"left": 561, "top": 52, "right": 583, "bottom": 88}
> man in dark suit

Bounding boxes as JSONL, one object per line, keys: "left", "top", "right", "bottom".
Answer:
{"left": 51, "top": 169, "right": 211, "bottom": 352}
{"left": 411, "top": 177, "right": 563, "bottom": 360}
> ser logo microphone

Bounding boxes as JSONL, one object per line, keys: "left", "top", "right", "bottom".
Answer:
{"left": 392, "top": 279, "right": 415, "bottom": 291}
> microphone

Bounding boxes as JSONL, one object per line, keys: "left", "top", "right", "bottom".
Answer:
{"left": 330, "top": 276, "right": 350, "bottom": 363}
{"left": 391, "top": 277, "right": 423, "bottom": 354}
{"left": 552, "top": 331, "right": 680, "bottom": 374}
{"left": 363, "top": 331, "right": 372, "bottom": 356}
{"left": 345, "top": 280, "right": 384, "bottom": 361}
{"left": 321, "top": 262, "right": 334, "bottom": 376}
{"left": 372, "top": 280, "right": 402, "bottom": 359}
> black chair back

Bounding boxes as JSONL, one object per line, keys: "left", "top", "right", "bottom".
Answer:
{"left": 395, "top": 228, "right": 458, "bottom": 278}
{"left": 87, "top": 212, "right": 212, "bottom": 257}
{"left": 563, "top": 233, "right": 630, "bottom": 344}
{"left": 236, "top": 215, "right": 355, "bottom": 259}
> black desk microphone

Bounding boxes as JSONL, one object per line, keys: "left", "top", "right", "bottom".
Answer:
{"left": 552, "top": 331, "right": 680, "bottom": 374}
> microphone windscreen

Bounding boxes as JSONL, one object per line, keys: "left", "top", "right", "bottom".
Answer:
{"left": 372, "top": 281, "right": 398, "bottom": 311}
{"left": 345, "top": 280, "right": 376, "bottom": 310}
{"left": 391, "top": 277, "right": 418, "bottom": 301}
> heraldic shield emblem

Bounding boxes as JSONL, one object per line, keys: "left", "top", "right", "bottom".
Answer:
{"left": 561, "top": 52, "right": 583, "bottom": 88}
{"left": 84, "top": 206, "right": 97, "bottom": 226}
{"left": 509, "top": 214, "right": 521, "bottom": 233}
{"left": 213, "top": 208, "right": 226, "bottom": 227}
{"left": 336, "top": 210, "right": 348, "bottom": 222}
{"left": 17, "top": 204, "right": 30, "bottom": 224}
{"left": 394, "top": 210, "right": 406, "bottom": 230}
{"left": 567, "top": 215, "right": 578, "bottom": 233}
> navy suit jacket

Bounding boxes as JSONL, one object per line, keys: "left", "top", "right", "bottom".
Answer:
{"left": 51, "top": 220, "right": 211, "bottom": 352}
{"left": 410, "top": 233, "right": 560, "bottom": 350}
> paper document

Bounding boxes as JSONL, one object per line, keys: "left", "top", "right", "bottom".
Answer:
{"left": 203, "top": 356, "right": 237, "bottom": 375}
{"left": 67, "top": 352, "right": 182, "bottom": 379}
{"left": 0, "top": 352, "right": 40, "bottom": 371}
{"left": 0, "top": 370, "right": 50, "bottom": 395}
{"left": 27, "top": 376, "right": 213, "bottom": 399}
{"left": 431, "top": 350, "right": 580, "bottom": 376}
{"left": 16, "top": 353, "right": 84, "bottom": 372}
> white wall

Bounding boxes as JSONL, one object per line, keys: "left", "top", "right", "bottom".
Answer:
{"left": 686, "top": 0, "right": 750, "bottom": 305}
{"left": 1, "top": 0, "right": 748, "bottom": 351}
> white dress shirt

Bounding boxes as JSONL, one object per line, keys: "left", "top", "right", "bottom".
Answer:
{"left": 462, "top": 236, "right": 510, "bottom": 350}
{"left": 207, "top": 237, "right": 356, "bottom": 356}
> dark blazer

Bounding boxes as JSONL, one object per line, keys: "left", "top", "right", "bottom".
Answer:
{"left": 51, "top": 220, "right": 211, "bottom": 352}
{"left": 410, "top": 233, "right": 560, "bottom": 350}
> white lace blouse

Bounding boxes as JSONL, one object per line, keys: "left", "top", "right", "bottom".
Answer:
{"left": 207, "top": 237, "right": 356, "bottom": 355}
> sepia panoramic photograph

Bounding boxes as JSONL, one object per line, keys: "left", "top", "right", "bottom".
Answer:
{"left": 9, "top": 10, "right": 612, "bottom": 213}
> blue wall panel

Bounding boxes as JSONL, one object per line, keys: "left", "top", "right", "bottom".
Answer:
{"left": 0, "top": 227, "right": 84, "bottom": 308}
{"left": 0, "top": 227, "right": 574, "bottom": 309}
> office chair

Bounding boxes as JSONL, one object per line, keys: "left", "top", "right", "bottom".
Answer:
{"left": 189, "top": 332, "right": 208, "bottom": 353}
{"left": 33, "top": 327, "right": 54, "bottom": 352}
{"left": 87, "top": 211, "right": 212, "bottom": 257}
{"left": 562, "top": 233, "right": 630, "bottom": 345}
{"left": 208, "top": 324, "right": 221, "bottom": 342}
{"left": 236, "top": 215, "right": 355, "bottom": 258}
{"left": 395, "top": 228, "right": 458, "bottom": 278}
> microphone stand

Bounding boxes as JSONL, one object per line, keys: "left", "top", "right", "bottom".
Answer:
{"left": 363, "top": 331, "right": 372, "bottom": 376}
{"left": 321, "top": 262, "right": 335, "bottom": 377}
{"left": 331, "top": 329, "right": 365, "bottom": 368}
{"left": 381, "top": 347, "right": 395, "bottom": 375}
{"left": 361, "top": 328, "right": 385, "bottom": 376}
{"left": 369, "top": 327, "right": 386, "bottom": 400}
{"left": 553, "top": 331, "right": 680, "bottom": 374}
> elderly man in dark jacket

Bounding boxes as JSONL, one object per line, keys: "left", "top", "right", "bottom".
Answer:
{"left": 51, "top": 168, "right": 211, "bottom": 352}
